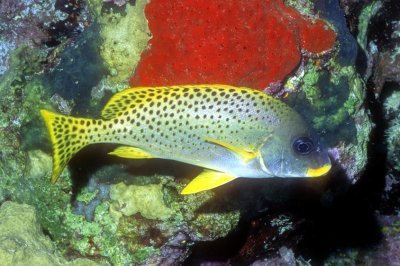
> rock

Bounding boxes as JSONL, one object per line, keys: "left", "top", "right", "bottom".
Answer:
{"left": 0, "top": 201, "right": 98, "bottom": 266}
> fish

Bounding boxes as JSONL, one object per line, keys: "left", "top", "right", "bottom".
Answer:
{"left": 40, "top": 84, "right": 331, "bottom": 194}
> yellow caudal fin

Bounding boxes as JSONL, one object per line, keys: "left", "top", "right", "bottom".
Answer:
{"left": 40, "top": 109, "right": 94, "bottom": 183}
{"left": 181, "top": 169, "right": 237, "bottom": 194}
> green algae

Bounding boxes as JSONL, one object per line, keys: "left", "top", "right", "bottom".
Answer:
{"left": 384, "top": 90, "right": 400, "bottom": 172}
{"left": 63, "top": 202, "right": 129, "bottom": 264}
{"left": 270, "top": 215, "right": 294, "bottom": 236}
{"left": 285, "top": 52, "right": 371, "bottom": 180}
{"left": 284, "top": 0, "right": 315, "bottom": 18}
{"left": 76, "top": 187, "right": 99, "bottom": 204}
{"left": 191, "top": 212, "right": 241, "bottom": 240}
{"left": 0, "top": 45, "right": 65, "bottom": 215}
{"left": 357, "top": 1, "right": 383, "bottom": 50}
{"left": 301, "top": 62, "right": 321, "bottom": 105}
{"left": 0, "top": 45, "right": 51, "bottom": 153}
{"left": 312, "top": 65, "right": 365, "bottom": 132}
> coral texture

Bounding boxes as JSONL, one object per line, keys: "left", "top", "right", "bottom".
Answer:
{"left": 129, "top": 0, "right": 336, "bottom": 90}
{"left": 109, "top": 182, "right": 172, "bottom": 220}
{"left": 97, "top": 0, "right": 151, "bottom": 83}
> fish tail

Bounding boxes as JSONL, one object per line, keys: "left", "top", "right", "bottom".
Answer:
{"left": 40, "top": 109, "right": 95, "bottom": 183}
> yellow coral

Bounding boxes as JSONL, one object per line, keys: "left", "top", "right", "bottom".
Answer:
{"left": 98, "top": 0, "right": 150, "bottom": 83}
{"left": 109, "top": 182, "right": 172, "bottom": 221}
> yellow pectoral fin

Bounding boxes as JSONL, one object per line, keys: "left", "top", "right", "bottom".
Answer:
{"left": 205, "top": 137, "right": 258, "bottom": 163}
{"left": 108, "top": 146, "right": 154, "bottom": 159}
{"left": 181, "top": 170, "right": 237, "bottom": 195}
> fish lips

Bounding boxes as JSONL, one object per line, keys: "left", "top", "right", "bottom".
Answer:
{"left": 304, "top": 148, "right": 332, "bottom": 177}
{"left": 306, "top": 163, "right": 332, "bottom": 177}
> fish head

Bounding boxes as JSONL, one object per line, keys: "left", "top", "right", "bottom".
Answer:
{"left": 259, "top": 115, "right": 331, "bottom": 178}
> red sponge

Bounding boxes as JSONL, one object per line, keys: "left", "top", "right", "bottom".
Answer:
{"left": 129, "top": 0, "right": 336, "bottom": 90}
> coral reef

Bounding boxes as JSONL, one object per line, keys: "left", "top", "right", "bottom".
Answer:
{"left": 0, "top": 46, "right": 51, "bottom": 201}
{"left": 129, "top": 0, "right": 336, "bottom": 90}
{"left": 1, "top": 0, "right": 399, "bottom": 264}
{"left": 73, "top": 177, "right": 110, "bottom": 221}
{"left": 358, "top": 0, "right": 400, "bottom": 97}
{"left": 282, "top": 0, "right": 370, "bottom": 181}
{"left": 0, "top": 201, "right": 98, "bottom": 266}
{"left": 382, "top": 89, "right": 400, "bottom": 212}
{"left": 60, "top": 171, "right": 240, "bottom": 265}
{"left": 2, "top": 144, "right": 240, "bottom": 265}
{"left": 0, "top": 39, "right": 16, "bottom": 77}
{"left": 0, "top": 0, "right": 88, "bottom": 77}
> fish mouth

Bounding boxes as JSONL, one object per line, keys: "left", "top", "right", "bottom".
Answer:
{"left": 306, "top": 164, "right": 332, "bottom": 177}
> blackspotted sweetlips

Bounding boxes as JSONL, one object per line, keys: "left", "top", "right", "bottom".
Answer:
{"left": 41, "top": 85, "right": 331, "bottom": 194}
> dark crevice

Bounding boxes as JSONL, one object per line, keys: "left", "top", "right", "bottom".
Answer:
{"left": 367, "top": 0, "right": 400, "bottom": 51}
{"left": 45, "top": 0, "right": 84, "bottom": 47}
{"left": 183, "top": 220, "right": 249, "bottom": 266}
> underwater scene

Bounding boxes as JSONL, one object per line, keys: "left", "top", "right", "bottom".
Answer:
{"left": 0, "top": 0, "right": 399, "bottom": 265}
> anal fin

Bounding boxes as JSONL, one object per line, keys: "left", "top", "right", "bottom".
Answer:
{"left": 181, "top": 169, "right": 237, "bottom": 194}
{"left": 108, "top": 146, "right": 154, "bottom": 159}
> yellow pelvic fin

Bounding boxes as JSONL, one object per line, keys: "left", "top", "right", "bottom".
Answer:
{"left": 40, "top": 109, "right": 94, "bottom": 183}
{"left": 205, "top": 137, "right": 258, "bottom": 163}
{"left": 108, "top": 146, "right": 154, "bottom": 159}
{"left": 181, "top": 170, "right": 237, "bottom": 194}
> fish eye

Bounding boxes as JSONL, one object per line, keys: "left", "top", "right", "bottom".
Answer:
{"left": 293, "top": 137, "right": 315, "bottom": 155}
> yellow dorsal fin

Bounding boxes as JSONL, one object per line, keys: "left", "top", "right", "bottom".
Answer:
{"left": 108, "top": 146, "right": 154, "bottom": 159}
{"left": 181, "top": 170, "right": 237, "bottom": 194}
{"left": 101, "top": 87, "right": 151, "bottom": 119}
{"left": 101, "top": 85, "right": 250, "bottom": 120}
{"left": 205, "top": 137, "right": 258, "bottom": 163}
